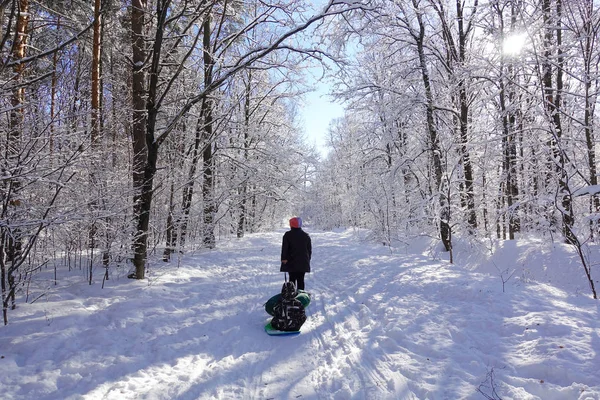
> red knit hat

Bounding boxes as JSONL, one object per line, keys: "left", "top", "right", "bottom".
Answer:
{"left": 289, "top": 217, "right": 302, "bottom": 228}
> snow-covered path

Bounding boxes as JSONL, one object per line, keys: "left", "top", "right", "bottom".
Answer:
{"left": 1, "top": 230, "right": 599, "bottom": 399}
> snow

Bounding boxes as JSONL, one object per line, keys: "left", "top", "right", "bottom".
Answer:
{"left": 574, "top": 185, "right": 600, "bottom": 197}
{"left": 1, "top": 229, "right": 599, "bottom": 400}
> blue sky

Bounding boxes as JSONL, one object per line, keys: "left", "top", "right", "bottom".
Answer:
{"left": 297, "top": 0, "right": 346, "bottom": 158}
{"left": 300, "top": 84, "right": 345, "bottom": 157}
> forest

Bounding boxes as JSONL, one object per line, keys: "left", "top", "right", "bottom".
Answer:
{"left": 1, "top": 0, "right": 600, "bottom": 325}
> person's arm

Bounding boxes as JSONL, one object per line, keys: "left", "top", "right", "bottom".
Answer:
{"left": 308, "top": 235, "right": 312, "bottom": 260}
{"left": 281, "top": 233, "right": 289, "bottom": 264}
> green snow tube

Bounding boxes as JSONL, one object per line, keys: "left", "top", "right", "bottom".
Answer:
{"left": 265, "top": 290, "right": 311, "bottom": 316}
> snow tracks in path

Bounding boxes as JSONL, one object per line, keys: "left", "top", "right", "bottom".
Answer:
{"left": 2, "top": 230, "right": 598, "bottom": 400}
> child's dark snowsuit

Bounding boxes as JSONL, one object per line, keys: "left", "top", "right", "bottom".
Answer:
{"left": 271, "top": 282, "right": 306, "bottom": 331}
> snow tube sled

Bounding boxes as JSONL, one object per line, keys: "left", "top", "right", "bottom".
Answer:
{"left": 265, "top": 321, "right": 301, "bottom": 336}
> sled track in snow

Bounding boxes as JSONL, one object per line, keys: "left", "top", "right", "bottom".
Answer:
{"left": 245, "top": 270, "right": 266, "bottom": 400}
{"left": 308, "top": 278, "right": 399, "bottom": 399}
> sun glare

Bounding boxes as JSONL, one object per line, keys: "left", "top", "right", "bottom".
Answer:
{"left": 502, "top": 33, "right": 527, "bottom": 56}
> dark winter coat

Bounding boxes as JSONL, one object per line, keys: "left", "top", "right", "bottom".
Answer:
{"left": 280, "top": 228, "right": 312, "bottom": 273}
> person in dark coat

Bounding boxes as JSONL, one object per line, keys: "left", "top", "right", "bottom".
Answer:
{"left": 281, "top": 216, "right": 311, "bottom": 290}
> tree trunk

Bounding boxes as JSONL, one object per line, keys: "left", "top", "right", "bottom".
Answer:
{"left": 201, "top": 16, "right": 216, "bottom": 248}
{"left": 177, "top": 14, "right": 218, "bottom": 249}
{"left": 578, "top": 1, "right": 600, "bottom": 237}
{"left": 412, "top": 0, "right": 451, "bottom": 252}
{"left": 130, "top": 0, "right": 149, "bottom": 279}
{"left": 50, "top": 16, "right": 60, "bottom": 161}
{"left": 131, "top": 0, "right": 172, "bottom": 278}
{"left": 542, "top": 0, "right": 575, "bottom": 244}
{"left": 178, "top": 114, "right": 204, "bottom": 249}
{"left": 455, "top": 0, "right": 477, "bottom": 232}
{"left": 88, "top": 0, "right": 103, "bottom": 280}
{"left": 163, "top": 182, "right": 176, "bottom": 261}
{"left": 91, "top": 0, "right": 102, "bottom": 146}
{"left": 499, "top": 72, "right": 520, "bottom": 240}
{"left": 237, "top": 74, "right": 252, "bottom": 239}
{"left": 201, "top": 98, "right": 216, "bottom": 248}
{"left": 432, "top": 0, "right": 477, "bottom": 233}
{"left": 3, "top": 0, "right": 29, "bottom": 315}
{"left": 496, "top": 2, "right": 521, "bottom": 239}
